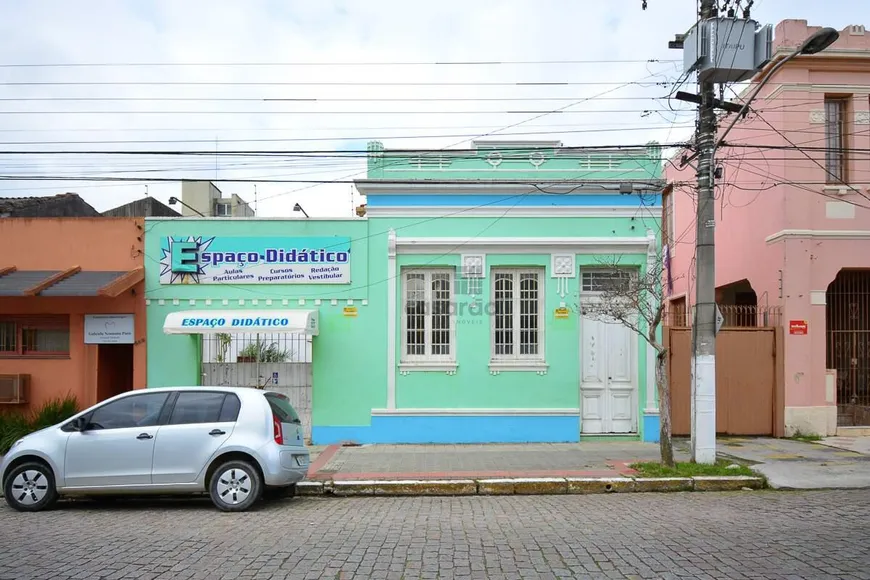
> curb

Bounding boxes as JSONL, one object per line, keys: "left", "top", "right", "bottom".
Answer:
{"left": 298, "top": 475, "right": 765, "bottom": 497}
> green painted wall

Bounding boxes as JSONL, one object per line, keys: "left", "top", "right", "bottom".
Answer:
{"left": 365, "top": 140, "right": 664, "bottom": 182}
{"left": 144, "top": 218, "right": 388, "bottom": 427}
{"left": 394, "top": 253, "right": 581, "bottom": 409}
{"left": 373, "top": 216, "right": 651, "bottom": 240}
{"left": 144, "top": 210, "right": 660, "bottom": 437}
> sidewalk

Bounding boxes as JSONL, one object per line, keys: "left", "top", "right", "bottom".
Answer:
{"left": 303, "top": 436, "right": 870, "bottom": 494}
{"left": 716, "top": 436, "right": 870, "bottom": 490}
{"left": 306, "top": 440, "right": 692, "bottom": 481}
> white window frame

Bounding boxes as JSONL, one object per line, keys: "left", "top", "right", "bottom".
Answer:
{"left": 399, "top": 268, "right": 457, "bottom": 372}
{"left": 579, "top": 268, "right": 640, "bottom": 324}
{"left": 489, "top": 267, "right": 547, "bottom": 373}
{"left": 580, "top": 268, "right": 635, "bottom": 294}
{"left": 214, "top": 202, "right": 232, "bottom": 217}
{"left": 824, "top": 97, "right": 848, "bottom": 184}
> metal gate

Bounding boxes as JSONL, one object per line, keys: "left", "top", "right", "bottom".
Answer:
{"left": 827, "top": 270, "right": 870, "bottom": 427}
{"left": 201, "top": 332, "right": 314, "bottom": 441}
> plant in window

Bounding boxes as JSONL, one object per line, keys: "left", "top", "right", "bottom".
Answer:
{"left": 214, "top": 333, "right": 232, "bottom": 363}
{"left": 238, "top": 339, "right": 290, "bottom": 363}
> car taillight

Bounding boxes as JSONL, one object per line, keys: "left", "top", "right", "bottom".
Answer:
{"left": 273, "top": 414, "right": 284, "bottom": 445}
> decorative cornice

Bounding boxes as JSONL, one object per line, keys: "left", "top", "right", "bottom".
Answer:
{"left": 395, "top": 236, "right": 651, "bottom": 255}
{"left": 355, "top": 180, "right": 666, "bottom": 196}
{"left": 387, "top": 228, "right": 397, "bottom": 258}
{"left": 370, "top": 407, "right": 579, "bottom": 416}
{"left": 646, "top": 228, "right": 657, "bottom": 259}
{"left": 365, "top": 206, "right": 660, "bottom": 218}
{"left": 765, "top": 83, "right": 870, "bottom": 101}
{"left": 398, "top": 362, "right": 458, "bottom": 375}
{"left": 766, "top": 229, "right": 870, "bottom": 244}
{"left": 144, "top": 216, "right": 361, "bottom": 222}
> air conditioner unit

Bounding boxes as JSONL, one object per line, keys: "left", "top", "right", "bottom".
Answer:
{"left": 0, "top": 374, "right": 29, "bottom": 404}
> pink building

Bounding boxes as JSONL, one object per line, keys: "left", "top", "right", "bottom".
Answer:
{"left": 665, "top": 20, "right": 870, "bottom": 437}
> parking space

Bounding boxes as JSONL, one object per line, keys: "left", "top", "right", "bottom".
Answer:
{"left": 1, "top": 490, "right": 869, "bottom": 579}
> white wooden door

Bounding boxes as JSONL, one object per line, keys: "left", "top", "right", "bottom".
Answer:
{"left": 580, "top": 312, "right": 636, "bottom": 434}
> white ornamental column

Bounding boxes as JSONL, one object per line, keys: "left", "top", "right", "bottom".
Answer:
{"left": 386, "top": 229, "right": 397, "bottom": 409}
{"left": 644, "top": 228, "right": 659, "bottom": 415}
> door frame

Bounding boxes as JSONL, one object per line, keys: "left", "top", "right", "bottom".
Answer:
{"left": 578, "top": 296, "right": 638, "bottom": 435}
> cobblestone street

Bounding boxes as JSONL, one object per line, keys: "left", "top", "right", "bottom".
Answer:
{"left": 1, "top": 490, "right": 868, "bottom": 580}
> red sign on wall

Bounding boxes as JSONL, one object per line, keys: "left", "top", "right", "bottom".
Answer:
{"left": 789, "top": 320, "right": 808, "bottom": 335}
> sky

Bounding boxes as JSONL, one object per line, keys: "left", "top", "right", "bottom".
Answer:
{"left": 0, "top": 0, "right": 862, "bottom": 217}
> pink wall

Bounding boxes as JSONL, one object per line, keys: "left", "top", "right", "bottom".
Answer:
{"left": 665, "top": 20, "right": 870, "bottom": 429}
{"left": 0, "top": 218, "right": 146, "bottom": 410}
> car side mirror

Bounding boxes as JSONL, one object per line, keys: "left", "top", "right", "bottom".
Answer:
{"left": 71, "top": 416, "right": 88, "bottom": 432}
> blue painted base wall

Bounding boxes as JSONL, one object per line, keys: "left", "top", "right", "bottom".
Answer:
{"left": 313, "top": 414, "right": 579, "bottom": 444}
{"left": 642, "top": 413, "right": 660, "bottom": 442}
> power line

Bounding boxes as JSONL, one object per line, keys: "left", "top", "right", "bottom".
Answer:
{"left": 0, "top": 96, "right": 681, "bottom": 103}
{"left": 0, "top": 121, "right": 699, "bottom": 134}
{"left": 6, "top": 139, "right": 870, "bottom": 157}
{"left": 738, "top": 108, "right": 870, "bottom": 203}
{"left": 0, "top": 80, "right": 677, "bottom": 87}
{"left": 238, "top": 70, "right": 675, "bottom": 203}
{"left": 0, "top": 109, "right": 698, "bottom": 115}
{"left": 0, "top": 95, "right": 839, "bottom": 104}
{"left": 0, "top": 175, "right": 668, "bottom": 185}
{"left": 141, "top": 163, "right": 666, "bottom": 296}
{"left": 725, "top": 142, "right": 870, "bottom": 155}
{"left": 0, "top": 143, "right": 683, "bottom": 156}
{"left": 0, "top": 125, "right": 697, "bottom": 146}
{"left": 0, "top": 58, "right": 681, "bottom": 68}
{"left": 720, "top": 161, "right": 870, "bottom": 210}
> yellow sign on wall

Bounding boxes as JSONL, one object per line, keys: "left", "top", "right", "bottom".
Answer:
{"left": 343, "top": 306, "right": 358, "bottom": 317}
{"left": 554, "top": 307, "right": 570, "bottom": 319}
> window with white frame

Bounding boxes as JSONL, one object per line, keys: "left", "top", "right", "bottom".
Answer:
{"left": 664, "top": 188, "right": 675, "bottom": 252}
{"left": 401, "top": 269, "right": 454, "bottom": 362}
{"left": 214, "top": 202, "right": 232, "bottom": 217}
{"left": 491, "top": 269, "right": 543, "bottom": 360}
{"left": 824, "top": 97, "right": 848, "bottom": 184}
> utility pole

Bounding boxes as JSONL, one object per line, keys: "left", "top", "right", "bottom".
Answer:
{"left": 670, "top": 0, "right": 780, "bottom": 464}
{"left": 691, "top": 0, "right": 718, "bottom": 464}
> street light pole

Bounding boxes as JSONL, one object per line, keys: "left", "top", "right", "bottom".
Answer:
{"left": 691, "top": 0, "right": 719, "bottom": 464}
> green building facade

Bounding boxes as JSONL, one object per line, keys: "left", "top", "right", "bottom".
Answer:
{"left": 145, "top": 140, "right": 665, "bottom": 443}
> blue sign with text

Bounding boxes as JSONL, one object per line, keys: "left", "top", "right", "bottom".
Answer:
{"left": 160, "top": 236, "right": 351, "bottom": 285}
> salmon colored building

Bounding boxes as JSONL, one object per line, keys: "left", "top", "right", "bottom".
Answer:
{"left": 0, "top": 218, "right": 146, "bottom": 410}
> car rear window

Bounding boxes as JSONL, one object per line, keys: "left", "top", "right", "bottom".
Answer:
{"left": 265, "top": 393, "right": 300, "bottom": 424}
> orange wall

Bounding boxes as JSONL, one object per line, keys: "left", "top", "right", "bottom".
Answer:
{"left": 1, "top": 217, "right": 145, "bottom": 269}
{"left": 0, "top": 218, "right": 146, "bottom": 411}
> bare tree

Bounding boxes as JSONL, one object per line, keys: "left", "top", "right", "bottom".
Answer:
{"left": 577, "top": 242, "right": 675, "bottom": 467}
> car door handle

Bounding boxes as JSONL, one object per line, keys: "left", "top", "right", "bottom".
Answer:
{"left": 136, "top": 433, "right": 153, "bottom": 440}
{"left": 209, "top": 429, "right": 226, "bottom": 436}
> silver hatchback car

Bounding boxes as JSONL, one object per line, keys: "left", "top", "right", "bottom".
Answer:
{"left": 1, "top": 386, "right": 310, "bottom": 512}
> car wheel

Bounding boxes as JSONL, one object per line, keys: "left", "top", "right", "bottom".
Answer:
{"left": 208, "top": 460, "right": 262, "bottom": 512}
{"left": 3, "top": 462, "right": 59, "bottom": 513}
{"left": 263, "top": 484, "right": 296, "bottom": 501}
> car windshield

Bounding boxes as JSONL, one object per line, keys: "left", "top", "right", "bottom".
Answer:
{"left": 265, "top": 393, "right": 301, "bottom": 424}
